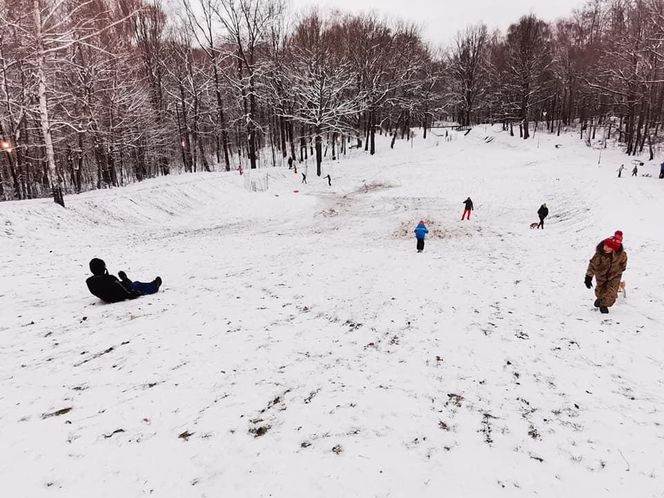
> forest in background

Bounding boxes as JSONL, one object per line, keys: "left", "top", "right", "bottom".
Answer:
{"left": 1, "top": 0, "right": 663, "bottom": 206}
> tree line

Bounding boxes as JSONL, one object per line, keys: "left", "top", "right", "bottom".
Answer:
{"left": 1, "top": 0, "right": 662, "bottom": 206}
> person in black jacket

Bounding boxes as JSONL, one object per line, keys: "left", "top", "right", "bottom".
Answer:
{"left": 86, "top": 258, "right": 161, "bottom": 303}
{"left": 461, "top": 197, "right": 474, "bottom": 220}
{"left": 537, "top": 203, "right": 549, "bottom": 229}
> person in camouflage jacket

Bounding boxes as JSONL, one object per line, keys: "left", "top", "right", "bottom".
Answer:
{"left": 585, "top": 230, "right": 627, "bottom": 314}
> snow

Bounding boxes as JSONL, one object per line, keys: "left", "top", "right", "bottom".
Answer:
{"left": 1, "top": 126, "right": 663, "bottom": 497}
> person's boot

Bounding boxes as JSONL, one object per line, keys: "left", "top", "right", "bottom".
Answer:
{"left": 599, "top": 306, "right": 609, "bottom": 314}
{"left": 153, "top": 276, "right": 162, "bottom": 290}
{"left": 594, "top": 299, "right": 601, "bottom": 308}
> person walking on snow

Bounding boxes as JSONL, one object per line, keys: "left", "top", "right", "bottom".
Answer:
{"left": 584, "top": 231, "right": 627, "bottom": 314}
{"left": 86, "top": 258, "right": 162, "bottom": 303}
{"left": 617, "top": 164, "right": 625, "bottom": 178}
{"left": 632, "top": 164, "right": 638, "bottom": 177}
{"left": 414, "top": 220, "right": 429, "bottom": 253}
{"left": 461, "top": 197, "right": 474, "bottom": 220}
{"left": 537, "top": 203, "right": 549, "bottom": 229}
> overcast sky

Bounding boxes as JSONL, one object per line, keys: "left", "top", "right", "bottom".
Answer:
{"left": 288, "top": 0, "right": 585, "bottom": 46}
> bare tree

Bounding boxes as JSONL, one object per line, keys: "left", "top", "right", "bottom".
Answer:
{"left": 450, "top": 24, "right": 490, "bottom": 126}
{"left": 503, "top": 15, "right": 553, "bottom": 139}
{"left": 212, "top": 0, "right": 284, "bottom": 169}
{"left": 1, "top": 0, "right": 140, "bottom": 205}
{"left": 183, "top": 0, "right": 232, "bottom": 170}
{"left": 282, "top": 12, "right": 367, "bottom": 175}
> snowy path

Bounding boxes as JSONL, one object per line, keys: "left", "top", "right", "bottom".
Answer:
{"left": 1, "top": 127, "right": 664, "bottom": 497}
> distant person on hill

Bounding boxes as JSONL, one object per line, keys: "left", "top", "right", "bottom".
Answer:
{"left": 86, "top": 258, "right": 161, "bottom": 303}
{"left": 414, "top": 220, "right": 429, "bottom": 253}
{"left": 301, "top": 172, "right": 307, "bottom": 184}
{"left": 461, "top": 197, "right": 474, "bottom": 220}
{"left": 617, "top": 164, "right": 625, "bottom": 178}
{"left": 325, "top": 174, "right": 332, "bottom": 187}
{"left": 537, "top": 203, "right": 549, "bottom": 229}
{"left": 287, "top": 156, "right": 294, "bottom": 169}
{"left": 632, "top": 164, "right": 638, "bottom": 177}
{"left": 584, "top": 231, "right": 627, "bottom": 314}
{"left": 660, "top": 162, "right": 664, "bottom": 179}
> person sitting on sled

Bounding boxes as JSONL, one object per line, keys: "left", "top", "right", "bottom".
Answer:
{"left": 86, "top": 258, "right": 162, "bottom": 303}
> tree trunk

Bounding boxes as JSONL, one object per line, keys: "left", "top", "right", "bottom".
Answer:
{"left": 331, "top": 132, "right": 337, "bottom": 160}
{"left": 522, "top": 100, "right": 530, "bottom": 140}
{"left": 288, "top": 117, "right": 297, "bottom": 161}
{"left": 33, "top": 0, "right": 64, "bottom": 207}
{"left": 279, "top": 115, "right": 287, "bottom": 159}
{"left": 300, "top": 124, "right": 307, "bottom": 161}
{"left": 198, "top": 137, "right": 210, "bottom": 172}
{"left": 0, "top": 122, "right": 21, "bottom": 199}
{"left": 315, "top": 131, "right": 322, "bottom": 176}
{"left": 178, "top": 85, "right": 193, "bottom": 172}
{"left": 212, "top": 64, "right": 230, "bottom": 171}
{"left": 369, "top": 111, "right": 376, "bottom": 155}
{"left": 248, "top": 69, "right": 258, "bottom": 169}
{"left": 175, "top": 106, "right": 190, "bottom": 172}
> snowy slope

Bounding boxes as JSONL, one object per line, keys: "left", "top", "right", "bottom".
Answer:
{"left": 1, "top": 126, "right": 663, "bottom": 498}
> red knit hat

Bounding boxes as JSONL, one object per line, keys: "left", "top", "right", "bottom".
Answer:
{"left": 604, "top": 230, "right": 623, "bottom": 250}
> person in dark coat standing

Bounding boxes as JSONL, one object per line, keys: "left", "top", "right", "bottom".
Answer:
{"left": 537, "top": 203, "right": 549, "bottom": 229}
{"left": 414, "top": 220, "right": 429, "bottom": 253}
{"left": 632, "top": 165, "right": 638, "bottom": 177}
{"left": 86, "top": 258, "right": 161, "bottom": 303}
{"left": 461, "top": 197, "right": 474, "bottom": 220}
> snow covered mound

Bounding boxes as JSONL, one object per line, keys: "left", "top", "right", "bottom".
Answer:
{"left": 1, "top": 126, "right": 663, "bottom": 497}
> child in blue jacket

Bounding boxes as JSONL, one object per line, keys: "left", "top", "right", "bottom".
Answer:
{"left": 414, "top": 220, "right": 429, "bottom": 253}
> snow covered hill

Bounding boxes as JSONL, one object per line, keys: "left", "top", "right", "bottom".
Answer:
{"left": 1, "top": 126, "right": 663, "bottom": 497}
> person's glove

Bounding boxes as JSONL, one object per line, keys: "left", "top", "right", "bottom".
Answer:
{"left": 584, "top": 275, "right": 593, "bottom": 289}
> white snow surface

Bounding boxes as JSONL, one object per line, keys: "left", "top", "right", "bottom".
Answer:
{"left": 1, "top": 126, "right": 664, "bottom": 497}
